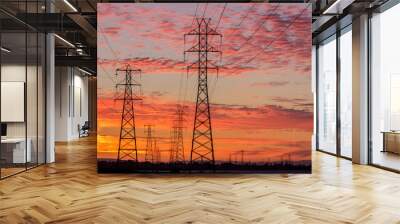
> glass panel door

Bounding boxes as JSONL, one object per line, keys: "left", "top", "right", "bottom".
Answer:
{"left": 370, "top": 4, "right": 400, "bottom": 171}
{"left": 317, "top": 35, "right": 337, "bottom": 154}
{"left": 339, "top": 27, "right": 352, "bottom": 158}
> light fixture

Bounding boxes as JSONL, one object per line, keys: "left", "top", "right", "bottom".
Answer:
{"left": 54, "top": 34, "right": 75, "bottom": 48}
{"left": 63, "top": 0, "right": 78, "bottom": 12}
{"left": 78, "top": 67, "right": 93, "bottom": 76}
{"left": 322, "top": 0, "right": 354, "bottom": 15}
{"left": 323, "top": 0, "right": 341, "bottom": 14}
{"left": 1, "top": 47, "right": 11, "bottom": 53}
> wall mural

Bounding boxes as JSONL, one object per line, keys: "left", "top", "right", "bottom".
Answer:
{"left": 97, "top": 3, "right": 313, "bottom": 173}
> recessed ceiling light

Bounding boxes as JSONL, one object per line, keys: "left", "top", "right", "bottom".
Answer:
{"left": 1, "top": 47, "right": 11, "bottom": 53}
{"left": 322, "top": 0, "right": 355, "bottom": 15}
{"left": 78, "top": 67, "right": 93, "bottom": 76}
{"left": 54, "top": 34, "right": 75, "bottom": 48}
{"left": 63, "top": 0, "right": 78, "bottom": 12}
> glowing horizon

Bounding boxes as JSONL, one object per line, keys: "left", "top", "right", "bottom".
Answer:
{"left": 97, "top": 3, "right": 312, "bottom": 165}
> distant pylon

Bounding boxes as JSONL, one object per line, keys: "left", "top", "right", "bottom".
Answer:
{"left": 169, "top": 105, "right": 186, "bottom": 163}
{"left": 115, "top": 64, "right": 142, "bottom": 163}
{"left": 184, "top": 17, "right": 222, "bottom": 166}
{"left": 153, "top": 138, "right": 161, "bottom": 163}
{"left": 169, "top": 129, "right": 176, "bottom": 163}
{"left": 144, "top": 125, "right": 154, "bottom": 163}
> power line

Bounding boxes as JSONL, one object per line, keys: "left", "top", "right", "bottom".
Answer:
{"left": 191, "top": 3, "right": 199, "bottom": 26}
{"left": 234, "top": 4, "right": 280, "bottom": 52}
{"left": 237, "top": 3, "right": 257, "bottom": 28}
{"left": 215, "top": 3, "right": 227, "bottom": 30}
{"left": 202, "top": 3, "right": 208, "bottom": 18}
{"left": 209, "top": 3, "right": 256, "bottom": 98}
{"left": 98, "top": 25, "right": 119, "bottom": 60}
{"left": 208, "top": 3, "right": 228, "bottom": 99}
{"left": 222, "top": 3, "right": 256, "bottom": 40}
{"left": 98, "top": 61, "right": 117, "bottom": 84}
{"left": 243, "top": 4, "right": 311, "bottom": 65}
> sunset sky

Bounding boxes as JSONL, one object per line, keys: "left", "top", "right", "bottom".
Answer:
{"left": 97, "top": 3, "right": 312, "bottom": 163}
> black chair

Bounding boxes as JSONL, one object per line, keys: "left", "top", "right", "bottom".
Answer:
{"left": 78, "top": 121, "right": 90, "bottom": 138}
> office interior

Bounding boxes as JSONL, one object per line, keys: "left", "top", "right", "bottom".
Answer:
{"left": 0, "top": 0, "right": 399, "bottom": 222}
{"left": 0, "top": 0, "right": 97, "bottom": 179}
{"left": 314, "top": 1, "right": 400, "bottom": 172}
{"left": 0, "top": 0, "right": 397, "bottom": 178}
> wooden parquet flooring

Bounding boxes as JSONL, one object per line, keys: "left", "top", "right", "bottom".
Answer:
{"left": 1, "top": 136, "right": 400, "bottom": 224}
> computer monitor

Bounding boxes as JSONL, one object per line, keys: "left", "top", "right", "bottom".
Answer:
{"left": 1, "top": 123, "right": 7, "bottom": 137}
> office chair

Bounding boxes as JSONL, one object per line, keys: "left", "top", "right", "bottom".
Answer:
{"left": 79, "top": 121, "right": 90, "bottom": 138}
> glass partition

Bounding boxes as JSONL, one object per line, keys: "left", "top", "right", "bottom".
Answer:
{"left": 0, "top": 1, "right": 46, "bottom": 179}
{"left": 370, "top": 3, "right": 400, "bottom": 171}
{"left": 339, "top": 26, "right": 352, "bottom": 158}
{"left": 0, "top": 30, "right": 28, "bottom": 177}
{"left": 317, "top": 35, "right": 337, "bottom": 154}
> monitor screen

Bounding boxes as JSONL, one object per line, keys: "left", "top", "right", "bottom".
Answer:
{"left": 1, "top": 123, "right": 7, "bottom": 137}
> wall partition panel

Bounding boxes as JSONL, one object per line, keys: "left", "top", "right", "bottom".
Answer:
{"left": 339, "top": 26, "right": 352, "bottom": 158}
{"left": 38, "top": 32, "right": 46, "bottom": 165}
{"left": 0, "top": 1, "right": 47, "bottom": 179}
{"left": 317, "top": 35, "right": 337, "bottom": 154}
{"left": 370, "top": 3, "right": 400, "bottom": 171}
{"left": 0, "top": 31, "right": 28, "bottom": 178}
{"left": 27, "top": 30, "right": 38, "bottom": 169}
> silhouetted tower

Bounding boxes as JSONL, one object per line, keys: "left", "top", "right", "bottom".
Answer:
{"left": 184, "top": 18, "right": 222, "bottom": 166}
{"left": 144, "top": 125, "right": 154, "bottom": 163}
{"left": 115, "top": 64, "right": 142, "bottom": 163}
{"left": 153, "top": 137, "right": 161, "bottom": 163}
{"left": 169, "top": 105, "right": 186, "bottom": 163}
{"left": 169, "top": 129, "right": 176, "bottom": 163}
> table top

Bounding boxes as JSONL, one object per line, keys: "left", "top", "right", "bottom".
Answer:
{"left": 1, "top": 138, "right": 28, "bottom": 143}
{"left": 381, "top": 131, "right": 400, "bottom": 134}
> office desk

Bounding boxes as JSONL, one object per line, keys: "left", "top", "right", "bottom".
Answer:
{"left": 382, "top": 131, "right": 400, "bottom": 154}
{"left": 1, "top": 138, "right": 31, "bottom": 163}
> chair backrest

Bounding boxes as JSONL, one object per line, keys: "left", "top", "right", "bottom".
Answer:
{"left": 82, "top": 121, "right": 90, "bottom": 129}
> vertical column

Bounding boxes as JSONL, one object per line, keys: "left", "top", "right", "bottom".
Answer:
{"left": 336, "top": 30, "right": 341, "bottom": 156}
{"left": 311, "top": 45, "right": 317, "bottom": 151}
{"left": 88, "top": 77, "right": 97, "bottom": 132}
{"left": 352, "top": 14, "right": 369, "bottom": 164}
{"left": 46, "top": 0, "right": 55, "bottom": 163}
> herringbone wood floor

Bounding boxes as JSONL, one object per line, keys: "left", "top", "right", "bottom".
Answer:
{"left": 0, "top": 137, "right": 400, "bottom": 224}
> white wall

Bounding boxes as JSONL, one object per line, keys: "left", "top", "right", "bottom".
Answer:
{"left": 1, "top": 63, "right": 46, "bottom": 164}
{"left": 55, "top": 67, "right": 89, "bottom": 141}
{"left": 1, "top": 65, "right": 39, "bottom": 137}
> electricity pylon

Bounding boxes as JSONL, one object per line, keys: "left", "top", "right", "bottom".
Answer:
{"left": 153, "top": 138, "right": 161, "bottom": 163}
{"left": 115, "top": 64, "right": 142, "bottom": 163}
{"left": 169, "top": 105, "right": 185, "bottom": 163}
{"left": 144, "top": 125, "right": 154, "bottom": 163}
{"left": 184, "top": 18, "right": 222, "bottom": 166}
{"left": 169, "top": 129, "right": 176, "bottom": 163}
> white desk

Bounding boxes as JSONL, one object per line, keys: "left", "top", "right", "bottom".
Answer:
{"left": 1, "top": 138, "right": 31, "bottom": 163}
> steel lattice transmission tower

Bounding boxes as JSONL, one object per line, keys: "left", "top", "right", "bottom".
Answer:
{"left": 115, "top": 64, "right": 142, "bottom": 163}
{"left": 144, "top": 125, "right": 155, "bottom": 163}
{"left": 153, "top": 138, "right": 161, "bottom": 163}
{"left": 169, "top": 105, "right": 185, "bottom": 163}
{"left": 184, "top": 18, "right": 222, "bottom": 165}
